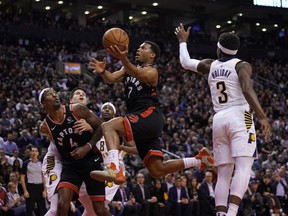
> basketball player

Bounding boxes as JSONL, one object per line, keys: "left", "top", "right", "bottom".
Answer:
{"left": 42, "top": 90, "right": 123, "bottom": 215}
{"left": 175, "top": 23, "right": 271, "bottom": 216}
{"left": 42, "top": 87, "right": 97, "bottom": 216}
{"left": 39, "top": 88, "right": 111, "bottom": 216}
{"left": 88, "top": 41, "right": 214, "bottom": 183}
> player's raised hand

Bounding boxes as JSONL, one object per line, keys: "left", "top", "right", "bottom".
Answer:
{"left": 107, "top": 44, "right": 128, "bottom": 60}
{"left": 89, "top": 57, "right": 107, "bottom": 74}
{"left": 175, "top": 23, "right": 191, "bottom": 43}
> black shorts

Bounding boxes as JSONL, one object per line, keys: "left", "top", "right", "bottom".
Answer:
{"left": 58, "top": 152, "right": 105, "bottom": 201}
{"left": 123, "top": 106, "right": 164, "bottom": 165}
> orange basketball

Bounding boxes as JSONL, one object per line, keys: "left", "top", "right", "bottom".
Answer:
{"left": 102, "top": 28, "right": 129, "bottom": 51}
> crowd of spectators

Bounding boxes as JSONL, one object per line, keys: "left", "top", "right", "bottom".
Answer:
{"left": 0, "top": 4, "right": 288, "bottom": 216}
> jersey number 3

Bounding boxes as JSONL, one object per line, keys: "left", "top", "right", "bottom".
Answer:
{"left": 216, "top": 81, "right": 228, "bottom": 104}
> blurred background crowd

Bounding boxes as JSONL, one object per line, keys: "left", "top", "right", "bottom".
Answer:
{"left": 0, "top": 1, "right": 287, "bottom": 216}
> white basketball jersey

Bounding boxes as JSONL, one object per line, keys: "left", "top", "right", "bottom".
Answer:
{"left": 46, "top": 141, "right": 62, "bottom": 160}
{"left": 208, "top": 58, "right": 248, "bottom": 113}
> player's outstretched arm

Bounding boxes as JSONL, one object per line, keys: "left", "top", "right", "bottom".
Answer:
{"left": 237, "top": 61, "right": 271, "bottom": 141}
{"left": 175, "top": 23, "right": 212, "bottom": 75}
{"left": 89, "top": 57, "right": 125, "bottom": 84}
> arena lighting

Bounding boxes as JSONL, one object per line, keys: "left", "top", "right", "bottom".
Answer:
{"left": 274, "top": 24, "right": 278, "bottom": 27}
{"left": 45, "top": 6, "right": 51, "bottom": 10}
{"left": 262, "top": 28, "right": 267, "bottom": 32}
{"left": 256, "top": 23, "right": 260, "bottom": 26}
{"left": 97, "top": 5, "right": 103, "bottom": 9}
{"left": 129, "top": 16, "right": 133, "bottom": 20}
{"left": 141, "top": 11, "right": 147, "bottom": 15}
{"left": 35, "top": 0, "right": 40, "bottom": 2}
{"left": 152, "top": 2, "right": 158, "bottom": 6}
{"left": 216, "top": 25, "right": 221, "bottom": 29}
{"left": 238, "top": 13, "right": 243, "bottom": 16}
{"left": 85, "top": 11, "right": 89, "bottom": 15}
{"left": 227, "top": 20, "right": 232, "bottom": 24}
{"left": 58, "top": 1, "right": 63, "bottom": 4}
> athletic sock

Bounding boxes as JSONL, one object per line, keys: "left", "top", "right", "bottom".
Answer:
{"left": 226, "top": 203, "right": 239, "bottom": 216}
{"left": 107, "top": 149, "right": 120, "bottom": 171}
{"left": 183, "top": 158, "right": 201, "bottom": 169}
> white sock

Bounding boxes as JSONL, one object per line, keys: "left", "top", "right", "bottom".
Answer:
{"left": 216, "top": 212, "right": 227, "bottom": 216}
{"left": 107, "top": 149, "right": 119, "bottom": 171}
{"left": 183, "top": 158, "right": 201, "bottom": 169}
{"left": 226, "top": 203, "right": 239, "bottom": 216}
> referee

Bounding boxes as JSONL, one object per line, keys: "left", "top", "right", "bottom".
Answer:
{"left": 20, "top": 146, "right": 47, "bottom": 216}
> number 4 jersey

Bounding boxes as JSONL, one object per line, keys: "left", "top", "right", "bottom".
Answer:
{"left": 208, "top": 58, "right": 248, "bottom": 113}
{"left": 43, "top": 105, "right": 94, "bottom": 161}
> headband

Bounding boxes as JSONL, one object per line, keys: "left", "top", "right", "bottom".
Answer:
{"left": 38, "top": 88, "right": 50, "bottom": 103}
{"left": 217, "top": 42, "right": 238, "bottom": 55}
{"left": 101, "top": 102, "right": 116, "bottom": 114}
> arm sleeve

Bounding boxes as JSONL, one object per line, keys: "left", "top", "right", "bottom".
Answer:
{"left": 179, "top": 42, "right": 200, "bottom": 72}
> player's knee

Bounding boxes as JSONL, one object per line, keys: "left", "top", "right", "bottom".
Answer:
{"left": 57, "top": 199, "right": 70, "bottom": 213}
{"left": 93, "top": 203, "right": 106, "bottom": 215}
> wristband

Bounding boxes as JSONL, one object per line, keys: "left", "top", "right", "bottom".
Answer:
{"left": 87, "top": 142, "right": 93, "bottom": 149}
{"left": 99, "top": 68, "right": 106, "bottom": 74}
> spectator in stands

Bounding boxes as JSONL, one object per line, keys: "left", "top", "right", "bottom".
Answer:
{"left": 8, "top": 150, "right": 23, "bottom": 169}
{"left": 7, "top": 182, "right": 34, "bottom": 216}
{"left": 3, "top": 134, "right": 19, "bottom": 156}
{"left": 167, "top": 175, "right": 190, "bottom": 216}
{"left": 0, "top": 183, "right": 15, "bottom": 216}
{"left": 9, "top": 172, "right": 23, "bottom": 196}
{"left": 198, "top": 170, "right": 216, "bottom": 216}
{"left": 132, "top": 172, "right": 159, "bottom": 216}
{"left": 112, "top": 181, "right": 141, "bottom": 216}
{"left": 16, "top": 130, "right": 33, "bottom": 151}
{"left": 149, "top": 179, "right": 168, "bottom": 216}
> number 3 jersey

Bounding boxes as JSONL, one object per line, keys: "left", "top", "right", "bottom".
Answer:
{"left": 208, "top": 58, "right": 248, "bottom": 113}
{"left": 43, "top": 105, "right": 93, "bottom": 161}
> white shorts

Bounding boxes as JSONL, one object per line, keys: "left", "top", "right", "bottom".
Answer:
{"left": 212, "top": 105, "right": 257, "bottom": 166}
{"left": 42, "top": 155, "right": 62, "bottom": 201}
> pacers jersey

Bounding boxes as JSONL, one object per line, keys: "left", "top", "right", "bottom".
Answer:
{"left": 208, "top": 58, "right": 248, "bottom": 113}
{"left": 43, "top": 105, "right": 93, "bottom": 161}
{"left": 124, "top": 67, "right": 159, "bottom": 112}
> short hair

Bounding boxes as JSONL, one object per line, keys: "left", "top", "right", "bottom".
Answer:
{"left": 70, "top": 87, "right": 85, "bottom": 99}
{"left": 218, "top": 32, "right": 240, "bottom": 52}
{"left": 144, "top": 40, "right": 161, "bottom": 63}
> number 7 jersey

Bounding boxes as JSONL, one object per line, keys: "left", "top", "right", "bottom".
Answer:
{"left": 208, "top": 58, "right": 248, "bottom": 113}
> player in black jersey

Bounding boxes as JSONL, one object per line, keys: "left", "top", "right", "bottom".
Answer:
{"left": 89, "top": 41, "right": 214, "bottom": 183}
{"left": 39, "top": 88, "right": 111, "bottom": 216}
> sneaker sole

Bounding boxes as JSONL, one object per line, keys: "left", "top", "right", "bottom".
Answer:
{"left": 90, "top": 170, "right": 116, "bottom": 182}
{"left": 90, "top": 170, "right": 126, "bottom": 185}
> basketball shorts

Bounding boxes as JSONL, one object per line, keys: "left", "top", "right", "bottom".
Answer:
{"left": 58, "top": 153, "right": 105, "bottom": 201}
{"left": 212, "top": 105, "right": 257, "bottom": 166}
{"left": 123, "top": 106, "right": 164, "bottom": 166}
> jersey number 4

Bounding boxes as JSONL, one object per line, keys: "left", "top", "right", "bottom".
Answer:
{"left": 216, "top": 81, "right": 228, "bottom": 104}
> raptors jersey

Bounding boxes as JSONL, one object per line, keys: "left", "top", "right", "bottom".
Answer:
{"left": 43, "top": 105, "right": 93, "bottom": 161}
{"left": 208, "top": 58, "right": 248, "bottom": 113}
{"left": 124, "top": 69, "right": 159, "bottom": 112}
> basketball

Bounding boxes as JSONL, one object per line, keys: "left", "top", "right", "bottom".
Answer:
{"left": 102, "top": 28, "right": 129, "bottom": 51}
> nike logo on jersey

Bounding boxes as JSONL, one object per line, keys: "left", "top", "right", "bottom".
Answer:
{"left": 51, "top": 126, "right": 56, "bottom": 131}
{"left": 94, "top": 157, "right": 100, "bottom": 163}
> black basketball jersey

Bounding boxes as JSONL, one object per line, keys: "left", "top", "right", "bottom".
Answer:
{"left": 124, "top": 67, "right": 159, "bottom": 112}
{"left": 44, "top": 105, "right": 93, "bottom": 161}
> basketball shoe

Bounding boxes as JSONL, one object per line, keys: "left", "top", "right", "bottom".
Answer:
{"left": 90, "top": 162, "right": 126, "bottom": 185}
{"left": 195, "top": 147, "right": 215, "bottom": 170}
